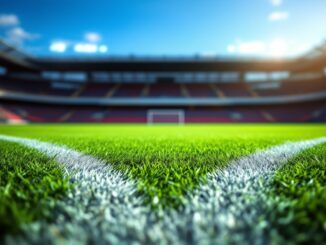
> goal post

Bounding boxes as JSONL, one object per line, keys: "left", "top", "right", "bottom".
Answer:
{"left": 147, "top": 109, "right": 185, "bottom": 125}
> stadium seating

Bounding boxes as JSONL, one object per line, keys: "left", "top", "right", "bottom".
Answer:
{"left": 147, "top": 83, "right": 183, "bottom": 97}
{"left": 114, "top": 84, "right": 144, "bottom": 97}
{"left": 1, "top": 100, "right": 324, "bottom": 123}
{"left": 0, "top": 75, "right": 325, "bottom": 99}
{"left": 78, "top": 83, "right": 116, "bottom": 97}
{"left": 0, "top": 73, "right": 325, "bottom": 123}
{"left": 254, "top": 78, "right": 326, "bottom": 97}
{"left": 185, "top": 84, "right": 216, "bottom": 97}
{"left": 218, "top": 83, "right": 252, "bottom": 97}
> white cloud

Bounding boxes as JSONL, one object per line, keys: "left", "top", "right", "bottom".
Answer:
{"left": 98, "top": 45, "right": 108, "bottom": 53}
{"left": 6, "top": 27, "right": 40, "bottom": 45}
{"left": 73, "top": 43, "right": 108, "bottom": 54}
{"left": 74, "top": 43, "right": 98, "bottom": 53}
{"left": 268, "top": 11, "right": 289, "bottom": 21}
{"left": 0, "top": 14, "right": 19, "bottom": 26}
{"left": 50, "top": 41, "right": 68, "bottom": 53}
{"left": 226, "top": 38, "right": 312, "bottom": 58}
{"left": 84, "top": 32, "right": 101, "bottom": 43}
{"left": 48, "top": 38, "right": 108, "bottom": 54}
{"left": 226, "top": 39, "right": 289, "bottom": 57}
{"left": 236, "top": 41, "right": 266, "bottom": 55}
{"left": 0, "top": 15, "right": 40, "bottom": 46}
{"left": 270, "top": 0, "right": 282, "bottom": 6}
{"left": 48, "top": 32, "right": 108, "bottom": 54}
{"left": 227, "top": 45, "right": 236, "bottom": 53}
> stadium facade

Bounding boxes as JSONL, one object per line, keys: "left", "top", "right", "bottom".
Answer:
{"left": 0, "top": 39, "right": 325, "bottom": 123}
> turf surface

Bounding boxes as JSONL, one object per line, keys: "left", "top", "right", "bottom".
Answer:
{"left": 269, "top": 143, "right": 326, "bottom": 244}
{"left": 0, "top": 140, "right": 70, "bottom": 237}
{"left": 0, "top": 124, "right": 325, "bottom": 242}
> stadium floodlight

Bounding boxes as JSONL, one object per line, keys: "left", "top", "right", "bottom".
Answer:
{"left": 147, "top": 109, "right": 185, "bottom": 125}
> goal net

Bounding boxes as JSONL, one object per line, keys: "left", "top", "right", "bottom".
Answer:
{"left": 147, "top": 109, "right": 185, "bottom": 124}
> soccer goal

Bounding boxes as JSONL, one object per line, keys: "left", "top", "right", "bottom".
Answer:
{"left": 147, "top": 109, "right": 185, "bottom": 124}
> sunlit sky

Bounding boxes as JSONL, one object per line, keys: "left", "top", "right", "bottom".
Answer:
{"left": 0, "top": 0, "right": 326, "bottom": 57}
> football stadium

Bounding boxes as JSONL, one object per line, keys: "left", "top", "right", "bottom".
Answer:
{"left": 0, "top": 0, "right": 326, "bottom": 244}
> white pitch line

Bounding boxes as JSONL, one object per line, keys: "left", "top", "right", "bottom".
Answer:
{"left": 1, "top": 135, "right": 325, "bottom": 244}
{"left": 164, "top": 137, "right": 326, "bottom": 244}
{"left": 0, "top": 135, "right": 151, "bottom": 244}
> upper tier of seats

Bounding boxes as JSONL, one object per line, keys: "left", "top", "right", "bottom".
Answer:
{"left": 0, "top": 76, "right": 325, "bottom": 98}
{"left": 254, "top": 79, "right": 326, "bottom": 97}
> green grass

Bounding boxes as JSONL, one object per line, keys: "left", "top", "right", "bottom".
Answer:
{"left": 0, "top": 124, "right": 325, "bottom": 242}
{"left": 1, "top": 124, "right": 325, "bottom": 210}
{"left": 0, "top": 140, "right": 70, "bottom": 237}
{"left": 269, "top": 143, "right": 326, "bottom": 244}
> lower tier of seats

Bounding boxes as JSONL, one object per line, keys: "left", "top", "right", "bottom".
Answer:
{"left": 1, "top": 101, "right": 325, "bottom": 123}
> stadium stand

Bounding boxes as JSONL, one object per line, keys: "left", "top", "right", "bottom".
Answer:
{"left": 0, "top": 39, "right": 325, "bottom": 123}
{"left": 186, "top": 84, "right": 216, "bottom": 97}
{"left": 114, "top": 84, "right": 141, "bottom": 97}
{"left": 148, "top": 82, "right": 183, "bottom": 97}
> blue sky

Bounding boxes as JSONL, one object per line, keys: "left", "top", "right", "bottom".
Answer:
{"left": 0, "top": 0, "right": 326, "bottom": 57}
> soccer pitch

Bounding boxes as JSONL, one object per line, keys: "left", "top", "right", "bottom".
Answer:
{"left": 0, "top": 124, "right": 325, "bottom": 244}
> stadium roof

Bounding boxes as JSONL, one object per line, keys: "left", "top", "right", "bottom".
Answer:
{"left": 0, "top": 39, "right": 37, "bottom": 71}
{"left": 0, "top": 39, "right": 325, "bottom": 73}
